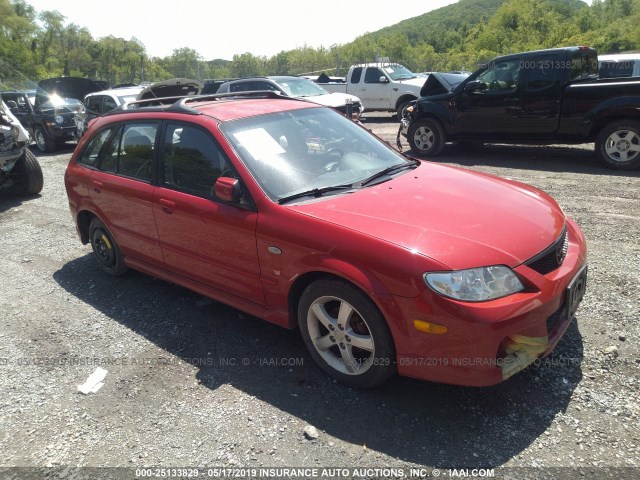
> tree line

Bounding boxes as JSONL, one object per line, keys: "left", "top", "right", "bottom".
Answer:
{"left": 1, "top": 0, "right": 638, "bottom": 90}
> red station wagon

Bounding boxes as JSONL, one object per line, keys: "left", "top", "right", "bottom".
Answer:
{"left": 64, "top": 92, "right": 588, "bottom": 388}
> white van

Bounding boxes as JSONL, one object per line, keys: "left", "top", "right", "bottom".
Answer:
{"left": 598, "top": 53, "right": 640, "bottom": 78}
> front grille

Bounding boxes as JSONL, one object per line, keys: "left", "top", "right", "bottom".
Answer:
{"left": 335, "top": 102, "right": 362, "bottom": 115}
{"left": 525, "top": 228, "right": 568, "bottom": 275}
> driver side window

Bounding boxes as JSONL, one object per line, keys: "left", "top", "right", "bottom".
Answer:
{"left": 162, "top": 123, "right": 233, "bottom": 199}
{"left": 477, "top": 60, "right": 521, "bottom": 92}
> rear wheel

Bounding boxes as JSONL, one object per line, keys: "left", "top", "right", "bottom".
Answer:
{"left": 34, "top": 126, "right": 56, "bottom": 153}
{"left": 89, "top": 218, "right": 128, "bottom": 276}
{"left": 596, "top": 121, "right": 640, "bottom": 170}
{"left": 9, "top": 149, "right": 43, "bottom": 196}
{"left": 407, "top": 117, "right": 446, "bottom": 157}
{"left": 298, "top": 279, "right": 396, "bottom": 388}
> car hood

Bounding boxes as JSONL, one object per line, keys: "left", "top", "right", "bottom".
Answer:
{"left": 420, "top": 72, "right": 468, "bottom": 96}
{"left": 287, "top": 163, "right": 565, "bottom": 270}
{"left": 303, "top": 92, "right": 362, "bottom": 108}
{"left": 36, "top": 77, "right": 108, "bottom": 103}
{"left": 397, "top": 77, "right": 429, "bottom": 89}
{"left": 137, "top": 78, "right": 203, "bottom": 100}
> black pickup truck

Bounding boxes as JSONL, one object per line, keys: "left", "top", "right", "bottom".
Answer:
{"left": 399, "top": 46, "right": 640, "bottom": 170}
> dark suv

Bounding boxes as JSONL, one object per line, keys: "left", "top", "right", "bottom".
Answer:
{"left": 1, "top": 77, "right": 107, "bottom": 152}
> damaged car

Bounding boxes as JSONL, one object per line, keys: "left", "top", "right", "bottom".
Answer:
{"left": 2, "top": 77, "right": 107, "bottom": 153}
{"left": 0, "top": 99, "right": 43, "bottom": 195}
{"left": 65, "top": 92, "right": 587, "bottom": 388}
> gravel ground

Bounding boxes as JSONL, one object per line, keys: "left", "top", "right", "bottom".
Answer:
{"left": 0, "top": 113, "right": 638, "bottom": 479}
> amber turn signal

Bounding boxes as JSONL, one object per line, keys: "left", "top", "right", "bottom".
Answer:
{"left": 413, "top": 320, "right": 448, "bottom": 334}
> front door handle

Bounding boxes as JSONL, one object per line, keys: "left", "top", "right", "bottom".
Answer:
{"left": 159, "top": 198, "right": 176, "bottom": 213}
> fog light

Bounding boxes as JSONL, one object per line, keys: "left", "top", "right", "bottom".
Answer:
{"left": 413, "top": 320, "right": 448, "bottom": 334}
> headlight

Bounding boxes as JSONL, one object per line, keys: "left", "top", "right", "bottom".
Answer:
{"left": 425, "top": 266, "right": 524, "bottom": 302}
{"left": 54, "top": 115, "right": 64, "bottom": 124}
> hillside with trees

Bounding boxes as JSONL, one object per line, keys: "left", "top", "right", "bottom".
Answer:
{"left": 1, "top": 0, "right": 639, "bottom": 89}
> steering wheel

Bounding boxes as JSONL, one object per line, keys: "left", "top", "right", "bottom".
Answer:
{"left": 489, "top": 80, "right": 501, "bottom": 91}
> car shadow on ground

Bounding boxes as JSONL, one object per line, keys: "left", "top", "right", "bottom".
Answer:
{"left": 409, "top": 143, "right": 640, "bottom": 177}
{"left": 54, "top": 254, "right": 584, "bottom": 468}
{"left": 0, "top": 191, "right": 41, "bottom": 213}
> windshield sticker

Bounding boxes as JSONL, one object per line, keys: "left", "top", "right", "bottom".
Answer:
{"left": 232, "top": 128, "right": 285, "bottom": 160}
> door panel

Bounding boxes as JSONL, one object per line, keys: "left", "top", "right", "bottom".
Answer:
{"left": 455, "top": 59, "right": 522, "bottom": 137}
{"left": 154, "top": 122, "right": 263, "bottom": 305}
{"left": 91, "top": 122, "right": 163, "bottom": 266}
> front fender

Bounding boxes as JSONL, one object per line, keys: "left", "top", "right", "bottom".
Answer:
{"left": 412, "top": 99, "right": 455, "bottom": 133}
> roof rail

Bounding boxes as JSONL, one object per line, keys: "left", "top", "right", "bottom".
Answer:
{"left": 112, "top": 90, "right": 298, "bottom": 116}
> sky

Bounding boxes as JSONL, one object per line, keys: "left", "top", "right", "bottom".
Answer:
{"left": 23, "top": 0, "right": 460, "bottom": 61}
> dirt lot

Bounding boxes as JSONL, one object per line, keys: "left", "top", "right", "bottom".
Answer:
{"left": 1, "top": 113, "right": 639, "bottom": 479}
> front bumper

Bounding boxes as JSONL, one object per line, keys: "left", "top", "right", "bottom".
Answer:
{"left": 379, "top": 218, "right": 587, "bottom": 386}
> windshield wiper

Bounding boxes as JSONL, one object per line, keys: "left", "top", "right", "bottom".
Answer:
{"left": 358, "top": 160, "right": 419, "bottom": 187}
{"left": 277, "top": 184, "right": 355, "bottom": 204}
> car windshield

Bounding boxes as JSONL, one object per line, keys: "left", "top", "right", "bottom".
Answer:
{"left": 277, "top": 78, "right": 329, "bottom": 97}
{"left": 385, "top": 64, "right": 418, "bottom": 80}
{"left": 220, "top": 107, "right": 413, "bottom": 202}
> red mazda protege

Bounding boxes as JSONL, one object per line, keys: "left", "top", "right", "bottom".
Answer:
{"left": 64, "top": 92, "right": 587, "bottom": 388}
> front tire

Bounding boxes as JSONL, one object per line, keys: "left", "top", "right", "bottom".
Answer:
{"left": 407, "top": 117, "right": 446, "bottom": 157}
{"left": 9, "top": 149, "right": 43, "bottom": 196}
{"left": 89, "top": 218, "right": 128, "bottom": 276}
{"left": 596, "top": 121, "right": 640, "bottom": 170}
{"left": 34, "top": 126, "right": 56, "bottom": 153}
{"left": 298, "top": 279, "right": 396, "bottom": 388}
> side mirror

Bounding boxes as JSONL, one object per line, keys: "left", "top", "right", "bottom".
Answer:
{"left": 378, "top": 76, "right": 389, "bottom": 84}
{"left": 464, "top": 80, "right": 485, "bottom": 93}
{"left": 214, "top": 177, "right": 242, "bottom": 203}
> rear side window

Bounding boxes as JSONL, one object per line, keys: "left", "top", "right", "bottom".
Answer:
{"left": 98, "top": 123, "right": 158, "bottom": 181}
{"left": 78, "top": 127, "right": 115, "bottom": 167}
{"left": 569, "top": 50, "right": 598, "bottom": 81}
{"left": 524, "top": 55, "right": 559, "bottom": 92}
{"left": 350, "top": 67, "right": 363, "bottom": 84}
{"left": 162, "top": 123, "right": 233, "bottom": 198}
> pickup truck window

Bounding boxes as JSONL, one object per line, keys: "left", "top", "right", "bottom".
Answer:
{"left": 365, "top": 68, "right": 385, "bottom": 83}
{"left": 569, "top": 50, "right": 598, "bottom": 81}
{"left": 477, "top": 59, "right": 521, "bottom": 92}
{"left": 524, "top": 55, "right": 559, "bottom": 92}
{"left": 350, "top": 67, "right": 363, "bottom": 84}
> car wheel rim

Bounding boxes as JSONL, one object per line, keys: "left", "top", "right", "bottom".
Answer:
{"left": 307, "top": 295, "right": 375, "bottom": 376}
{"left": 604, "top": 129, "right": 640, "bottom": 163}
{"left": 35, "top": 130, "right": 45, "bottom": 151}
{"left": 92, "top": 231, "right": 115, "bottom": 267}
{"left": 413, "top": 125, "right": 434, "bottom": 151}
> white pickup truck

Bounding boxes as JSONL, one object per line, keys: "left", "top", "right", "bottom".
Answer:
{"left": 314, "top": 63, "right": 427, "bottom": 118}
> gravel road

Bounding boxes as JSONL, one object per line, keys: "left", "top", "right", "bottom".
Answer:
{"left": 1, "top": 113, "right": 638, "bottom": 479}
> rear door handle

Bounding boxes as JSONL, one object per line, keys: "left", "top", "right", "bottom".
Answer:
{"left": 91, "top": 180, "right": 103, "bottom": 192}
{"left": 159, "top": 198, "right": 176, "bottom": 213}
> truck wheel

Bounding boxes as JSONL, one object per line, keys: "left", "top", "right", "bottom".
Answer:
{"left": 407, "top": 117, "right": 446, "bottom": 157}
{"left": 596, "top": 121, "right": 640, "bottom": 170}
{"left": 89, "top": 218, "right": 128, "bottom": 276}
{"left": 298, "top": 278, "right": 396, "bottom": 388}
{"left": 396, "top": 99, "right": 413, "bottom": 120}
{"left": 34, "top": 126, "right": 56, "bottom": 153}
{"left": 9, "top": 149, "right": 44, "bottom": 196}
